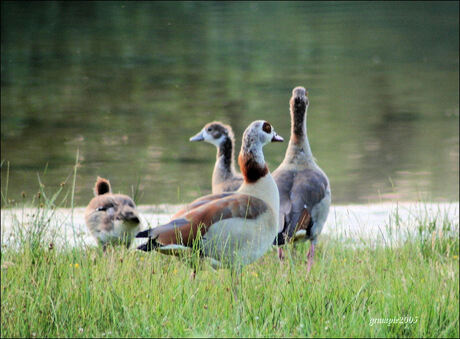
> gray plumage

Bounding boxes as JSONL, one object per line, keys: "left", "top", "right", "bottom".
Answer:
{"left": 273, "top": 86, "right": 331, "bottom": 247}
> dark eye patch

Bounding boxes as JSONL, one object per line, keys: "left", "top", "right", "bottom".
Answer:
{"left": 262, "top": 122, "right": 272, "bottom": 134}
{"left": 212, "top": 131, "right": 222, "bottom": 139}
{"left": 96, "top": 203, "right": 114, "bottom": 212}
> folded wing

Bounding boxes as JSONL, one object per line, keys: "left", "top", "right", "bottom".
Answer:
{"left": 172, "top": 192, "right": 234, "bottom": 219}
{"left": 137, "top": 193, "right": 268, "bottom": 247}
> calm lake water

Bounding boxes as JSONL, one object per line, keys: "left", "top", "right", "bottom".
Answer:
{"left": 1, "top": 2, "right": 459, "bottom": 207}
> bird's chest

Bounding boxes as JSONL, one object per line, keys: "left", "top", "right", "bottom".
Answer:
{"left": 200, "top": 212, "right": 276, "bottom": 266}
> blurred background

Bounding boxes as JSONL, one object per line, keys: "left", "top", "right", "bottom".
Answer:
{"left": 1, "top": 1, "right": 458, "bottom": 206}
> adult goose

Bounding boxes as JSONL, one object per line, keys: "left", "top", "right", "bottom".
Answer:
{"left": 272, "top": 87, "right": 331, "bottom": 274}
{"left": 189, "top": 121, "right": 243, "bottom": 193}
{"left": 137, "top": 120, "right": 283, "bottom": 270}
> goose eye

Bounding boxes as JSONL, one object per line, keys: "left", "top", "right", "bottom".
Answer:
{"left": 96, "top": 203, "right": 114, "bottom": 212}
{"left": 262, "top": 122, "right": 272, "bottom": 134}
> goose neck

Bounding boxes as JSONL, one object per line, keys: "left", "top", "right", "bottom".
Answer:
{"left": 238, "top": 144, "right": 268, "bottom": 184}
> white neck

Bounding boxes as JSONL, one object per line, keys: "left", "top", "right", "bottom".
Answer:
{"left": 237, "top": 173, "right": 279, "bottom": 229}
{"left": 242, "top": 142, "right": 265, "bottom": 164}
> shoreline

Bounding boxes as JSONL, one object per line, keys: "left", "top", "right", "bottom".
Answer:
{"left": 1, "top": 201, "right": 458, "bottom": 250}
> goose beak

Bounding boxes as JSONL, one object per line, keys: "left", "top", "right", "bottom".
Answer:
{"left": 271, "top": 133, "right": 284, "bottom": 142}
{"left": 190, "top": 130, "right": 205, "bottom": 142}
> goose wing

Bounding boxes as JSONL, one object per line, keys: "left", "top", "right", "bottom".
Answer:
{"left": 137, "top": 194, "right": 268, "bottom": 248}
{"left": 285, "top": 169, "right": 328, "bottom": 239}
{"left": 172, "top": 192, "right": 234, "bottom": 219}
{"left": 273, "top": 168, "right": 328, "bottom": 243}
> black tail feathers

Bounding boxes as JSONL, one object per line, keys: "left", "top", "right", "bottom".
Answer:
{"left": 136, "top": 228, "right": 152, "bottom": 238}
{"left": 137, "top": 238, "right": 159, "bottom": 252}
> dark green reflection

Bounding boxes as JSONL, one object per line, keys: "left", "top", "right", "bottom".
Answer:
{"left": 1, "top": 1, "right": 459, "bottom": 206}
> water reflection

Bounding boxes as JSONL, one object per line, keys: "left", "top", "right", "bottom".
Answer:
{"left": 1, "top": 2, "right": 459, "bottom": 206}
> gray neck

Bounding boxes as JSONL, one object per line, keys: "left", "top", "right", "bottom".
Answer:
{"left": 213, "top": 154, "right": 237, "bottom": 181}
{"left": 284, "top": 111, "right": 314, "bottom": 165}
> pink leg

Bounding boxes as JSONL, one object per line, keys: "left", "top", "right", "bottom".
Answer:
{"left": 278, "top": 247, "right": 285, "bottom": 261}
{"left": 306, "top": 243, "right": 315, "bottom": 276}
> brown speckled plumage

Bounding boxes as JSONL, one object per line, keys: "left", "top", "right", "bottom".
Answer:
{"left": 238, "top": 152, "right": 268, "bottom": 183}
{"left": 85, "top": 177, "right": 141, "bottom": 248}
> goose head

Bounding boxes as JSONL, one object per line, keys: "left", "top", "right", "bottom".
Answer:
{"left": 241, "top": 120, "right": 283, "bottom": 152}
{"left": 291, "top": 86, "right": 309, "bottom": 108}
{"left": 85, "top": 177, "right": 141, "bottom": 246}
{"left": 239, "top": 120, "right": 283, "bottom": 183}
{"left": 290, "top": 86, "right": 310, "bottom": 139}
{"left": 189, "top": 121, "right": 234, "bottom": 147}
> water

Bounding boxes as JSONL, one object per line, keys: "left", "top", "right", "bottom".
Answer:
{"left": 2, "top": 202, "right": 458, "bottom": 249}
{"left": 2, "top": 2, "right": 459, "bottom": 207}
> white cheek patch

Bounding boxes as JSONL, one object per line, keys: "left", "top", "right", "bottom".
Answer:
{"left": 213, "top": 135, "right": 226, "bottom": 146}
{"left": 202, "top": 130, "right": 213, "bottom": 142}
{"left": 260, "top": 131, "right": 272, "bottom": 145}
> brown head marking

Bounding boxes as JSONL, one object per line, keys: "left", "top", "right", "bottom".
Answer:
{"left": 262, "top": 122, "right": 272, "bottom": 134}
{"left": 204, "top": 121, "right": 234, "bottom": 141}
{"left": 238, "top": 152, "right": 268, "bottom": 183}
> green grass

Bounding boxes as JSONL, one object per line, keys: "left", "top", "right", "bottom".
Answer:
{"left": 1, "top": 212, "right": 458, "bottom": 338}
{"left": 1, "top": 159, "right": 459, "bottom": 337}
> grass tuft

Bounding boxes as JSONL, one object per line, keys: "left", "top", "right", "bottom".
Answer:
{"left": 1, "top": 215, "right": 458, "bottom": 337}
{"left": 1, "top": 169, "right": 459, "bottom": 337}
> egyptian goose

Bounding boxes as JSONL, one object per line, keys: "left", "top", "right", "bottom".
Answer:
{"left": 189, "top": 121, "right": 243, "bottom": 193}
{"left": 85, "top": 177, "right": 141, "bottom": 250}
{"left": 272, "top": 87, "right": 331, "bottom": 274}
{"left": 137, "top": 120, "right": 284, "bottom": 269}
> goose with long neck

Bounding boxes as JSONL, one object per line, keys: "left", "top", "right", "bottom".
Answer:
{"left": 137, "top": 120, "right": 284, "bottom": 270}
{"left": 190, "top": 122, "right": 243, "bottom": 193}
{"left": 272, "top": 86, "right": 331, "bottom": 275}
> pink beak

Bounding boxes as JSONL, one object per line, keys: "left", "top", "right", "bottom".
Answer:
{"left": 271, "top": 133, "right": 284, "bottom": 142}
